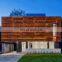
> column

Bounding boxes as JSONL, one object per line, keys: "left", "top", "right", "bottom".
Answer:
{"left": 49, "top": 42, "right": 54, "bottom": 49}
{"left": 53, "top": 24, "right": 57, "bottom": 41}
{"left": 22, "top": 42, "right": 26, "bottom": 52}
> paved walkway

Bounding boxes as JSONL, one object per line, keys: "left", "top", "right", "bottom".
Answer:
{"left": 0, "top": 51, "right": 25, "bottom": 62}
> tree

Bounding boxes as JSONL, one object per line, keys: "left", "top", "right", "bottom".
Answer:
{"left": 10, "top": 9, "right": 26, "bottom": 16}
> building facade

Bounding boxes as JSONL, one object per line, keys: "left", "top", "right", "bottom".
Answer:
{"left": 1, "top": 16, "right": 62, "bottom": 53}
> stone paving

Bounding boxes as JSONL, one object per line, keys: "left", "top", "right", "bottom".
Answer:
{"left": 0, "top": 51, "right": 25, "bottom": 62}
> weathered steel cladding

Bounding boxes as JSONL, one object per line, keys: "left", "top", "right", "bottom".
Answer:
{"left": 1, "top": 17, "right": 61, "bottom": 42}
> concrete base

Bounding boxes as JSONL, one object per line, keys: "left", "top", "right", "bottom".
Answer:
{"left": 28, "top": 41, "right": 48, "bottom": 49}
{"left": 21, "top": 41, "right": 55, "bottom": 52}
{"left": 1, "top": 41, "right": 58, "bottom": 53}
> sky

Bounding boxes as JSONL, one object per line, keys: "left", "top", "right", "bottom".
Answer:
{"left": 0, "top": 0, "right": 62, "bottom": 26}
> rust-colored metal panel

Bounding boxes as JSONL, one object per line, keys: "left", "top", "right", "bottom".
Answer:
{"left": 1, "top": 17, "right": 61, "bottom": 42}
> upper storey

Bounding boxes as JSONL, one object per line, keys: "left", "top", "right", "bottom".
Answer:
{"left": 2, "top": 16, "right": 61, "bottom": 27}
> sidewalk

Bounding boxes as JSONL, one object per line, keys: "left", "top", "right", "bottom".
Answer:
{"left": 0, "top": 51, "right": 25, "bottom": 62}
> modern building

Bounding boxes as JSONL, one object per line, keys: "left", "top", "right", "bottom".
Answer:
{"left": 1, "top": 14, "right": 62, "bottom": 53}
{"left": 0, "top": 26, "right": 2, "bottom": 53}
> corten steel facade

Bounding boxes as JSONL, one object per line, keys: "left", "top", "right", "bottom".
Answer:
{"left": 1, "top": 16, "right": 62, "bottom": 53}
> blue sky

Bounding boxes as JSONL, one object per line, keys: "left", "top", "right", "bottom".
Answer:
{"left": 0, "top": 0, "right": 62, "bottom": 25}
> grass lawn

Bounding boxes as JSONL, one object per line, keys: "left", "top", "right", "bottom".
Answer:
{"left": 18, "top": 54, "right": 62, "bottom": 62}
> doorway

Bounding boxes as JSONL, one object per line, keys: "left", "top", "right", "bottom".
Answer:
{"left": 28, "top": 42, "right": 32, "bottom": 49}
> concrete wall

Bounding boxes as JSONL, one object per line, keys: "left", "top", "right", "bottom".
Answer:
{"left": 1, "top": 41, "right": 58, "bottom": 53}
{"left": 22, "top": 42, "right": 26, "bottom": 52}
{"left": 28, "top": 41, "right": 48, "bottom": 49}
{"left": 49, "top": 42, "right": 54, "bottom": 49}
{"left": 27, "top": 41, "right": 55, "bottom": 49}
{"left": 32, "top": 41, "right": 48, "bottom": 49}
